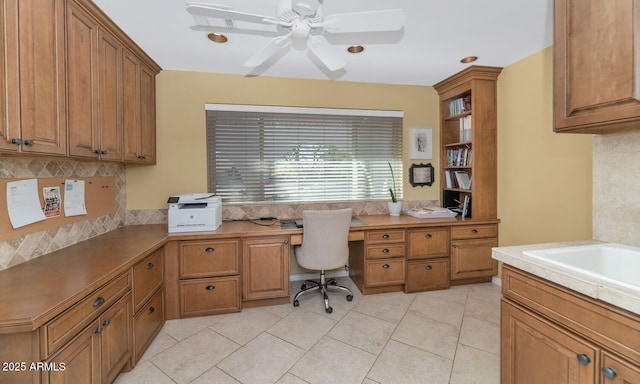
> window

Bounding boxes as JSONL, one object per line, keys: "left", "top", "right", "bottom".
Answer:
{"left": 206, "top": 104, "right": 403, "bottom": 203}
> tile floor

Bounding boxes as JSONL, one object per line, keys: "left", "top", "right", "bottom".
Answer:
{"left": 115, "top": 279, "right": 501, "bottom": 384}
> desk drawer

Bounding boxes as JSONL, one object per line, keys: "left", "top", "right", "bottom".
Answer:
{"left": 180, "top": 276, "right": 241, "bottom": 317}
{"left": 366, "top": 244, "right": 405, "bottom": 259}
{"left": 365, "top": 230, "right": 405, "bottom": 244}
{"left": 407, "top": 227, "right": 449, "bottom": 259}
{"left": 405, "top": 259, "right": 450, "bottom": 293}
{"left": 365, "top": 259, "right": 405, "bottom": 287}
{"left": 180, "top": 240, "right": 239, "bottom": 278}
{"left": 132, "top": 249, "right": 164, "bottom": 313}
{"left": 133, "top": 288, "right": 164, "bottom": 363}
{"left": 45, "top": 271, "right": 131, "bottom": 356}
{"left": 451, "top": 224, "right": 498, "bottom": 239}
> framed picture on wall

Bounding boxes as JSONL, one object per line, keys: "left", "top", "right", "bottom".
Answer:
{"left": 409, "top": 127, "right": 432, "bottom": 159}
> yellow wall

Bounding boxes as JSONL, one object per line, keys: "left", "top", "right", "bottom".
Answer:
{"left": 496, "top": 46, "right": 592, "bottom": 246}
{"left": 126, "top": 72, "right": 440, "bottom": 209}
{"left": 127, "top": 48, "right": 594, "bottom": 247}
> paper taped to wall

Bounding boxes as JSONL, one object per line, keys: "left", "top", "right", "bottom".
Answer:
{"left": 6, "top": 179, "right": 46, "bottom": 229}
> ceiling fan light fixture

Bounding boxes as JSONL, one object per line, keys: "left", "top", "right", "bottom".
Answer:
{"left": 347, "top": 45, "right": 365, "bottom": 54}
{"left": 460, "top": 55, "right": 478, "bottom": 64}
{"left": 207, "top": 32, "right": 228, "bottom": 43}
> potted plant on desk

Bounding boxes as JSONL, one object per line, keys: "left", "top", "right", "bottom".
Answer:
{"left": 387, "top": 162, "right": 402, "bottom": 216}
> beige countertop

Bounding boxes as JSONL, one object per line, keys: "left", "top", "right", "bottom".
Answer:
{"left": 492, "top": 240, "right": 640, "bottom": 315}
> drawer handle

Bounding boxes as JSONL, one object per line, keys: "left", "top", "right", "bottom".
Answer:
{"left": 205, "top": 247, "right": 215, "bottom": 253}
{"left": 102, "top": 319, "right": 110, "bottom": 327}
{"left": 576, "top": 354, "right": 591, "bottom": 366}
{"left": 93, "top": 297, "right": 105, "bottom": 307}
{"left": 382, "top": 234, "right": 390, "bottom": 239}
{"left": 94, "top": 327, "right": 103, "bottom": 334}
{"left": 206, "top": 285, "right": 216, "bottom": 290}
{"left": 425, "top": 265, "right": 433, "bottom": 270}
{"left": 382, "top": 264, "right": 390, "bottom": 269}
{"left": 147, "top": 306, "right": 155, "bottom": 315}
{"left": 382, "top": 248, "right": 389, "bottom": 253}
{"left": 425, "top": 234, "right": 432, "bottom": 238}
{"left": 471, "top": 229, "right": 478, "bottom": 234}
{"left": 146, "top": 262, "right": 154, "bottom": 269}
{"left": 601, "top": 367, "right": 617, "bottom": 380}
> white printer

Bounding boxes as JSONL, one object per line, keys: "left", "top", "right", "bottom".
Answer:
{"left": 167, "top": 194, "right": 222, "bottom": 233}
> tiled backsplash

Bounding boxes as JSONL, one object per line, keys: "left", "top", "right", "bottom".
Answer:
{"left": 0, "top": 157, "right": 126, "bottom": 270}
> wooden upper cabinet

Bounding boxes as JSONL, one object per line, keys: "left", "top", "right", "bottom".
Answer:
{"left": 17, "top": 0, "right": 67, "bottom": 155}
{"left": 0, "top": 0, "right": 20, "bottom": 152}
{"left": 554, "top": 0, "right": 640, "bottom": 133}
{"left": 123, "top": 50, "right": 157, "bottom": 164}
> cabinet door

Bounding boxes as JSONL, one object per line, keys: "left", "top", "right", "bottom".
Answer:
{"left": 133, "top": 288, "right": 164, "bottom": 363}
{"left": 407, "top": 227, "right": 449, "bottom": 259}
{"left": 601, "top": 352, "right": 640, "bottom": 383}
{"left": 0, "top": 0, "right": 20, "bottom": 152}
{"left": 554, "top": 0, "right": 640, "bottom": 132}
{"left": 450, "top": 237, "right": 497, "bottom": 280}
{"left": 242, "top": 237, "right": 290, "bottom": 301}
{"left": 99, "top": 293, "right": 132, "bottom": 384}
{"left": 44, "top": 321, "right": 101, "bottom": 384}
{"left": 66, "top": 1, "right": 98, "bottom": 158}
{"left": 96, "top": 29, "right": 122, "bottom": 161}
{"left": 138, "top": 64, "right": 156, "bottom": 163}
{"left": 501, "top": 300, "right": 598, "bottom": 384}
{"left": 17, "top": 0, "right": 66, "bottom": 155}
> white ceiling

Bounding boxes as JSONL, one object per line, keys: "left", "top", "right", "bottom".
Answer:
{"left": 93, "top": 0, "right": 554, "bottom": 86}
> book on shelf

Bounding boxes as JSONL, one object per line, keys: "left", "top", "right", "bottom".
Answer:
{"left": 446, "top": 147, "right": 472, "bottom": 167}
{"left": 461, "top": 195, "right": 471, "bottom": 218}
{"left": 453, "top": 171, "right": 472, "bottom": 190}
{"left": 448, "top": 96, "right": 471, "bottom": 116}
{"left": 459, "top": 115, "right": 472, "bottom": 142}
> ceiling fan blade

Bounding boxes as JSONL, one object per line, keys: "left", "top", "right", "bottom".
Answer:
{"left": 186, "top": 2, "right": 279, "bottom": 25}
{"left": 323, "top": 9, "right": 405, "bottom": 33}
{"left": 307, "top": 35, "right": 345, "bottom": 71}
{"left": 244, "top": 36, "right": 292, "bottom": 67}
{"left": 291, "top": 0, "right": 320, "bottom": 17}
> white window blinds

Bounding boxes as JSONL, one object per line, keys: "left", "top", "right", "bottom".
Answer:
{"left": 206, "top": 104, "right": 403, "bottom": 203}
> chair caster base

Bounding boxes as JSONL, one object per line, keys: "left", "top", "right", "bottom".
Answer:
{"left": 293, "top": 300, "right": 299, "bottom": 307}
{"left": 325, "top": 306, "right": 333, "bottom": 314}
{"left": 346, "top": 295, "right": 353, "bottom": 302}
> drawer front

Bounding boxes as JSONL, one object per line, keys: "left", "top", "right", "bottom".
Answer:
{"left": 365, "top": 230, "right": 405, "bottom": 244}
{"left": 180, "top": 240, "right": 239, "bottom": 278}
{"left": 405, "top": 259, "right": 450, "bottom": 293}
{"left": 180, "top": 276, "right": 241, "bottom": 317}
{"left": 407, "top": 227, "right": 450, "bottom": 259}
{"left": 365, "top": 259, "right": 405, "bottom": 287}
{"left": 451, "top": 238, "right": 497, "bottom": 280}
{"left": 451, "top": 224, "right": 498, "bottom": 239}
{"left": 133, "top": 288, "right": 165, "bottom": 363}
{"left": 366, "top": 244, "right": 405, "bottom": 259}
{"left": 132, "top": 248, "right": 164, "bottom": 312}
{"left": 45, "top": 271, "right": 131, "bottom": 356}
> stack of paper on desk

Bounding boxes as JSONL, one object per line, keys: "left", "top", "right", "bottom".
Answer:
{"left": 404, "top": 208, "right": 458, "bottom": 219}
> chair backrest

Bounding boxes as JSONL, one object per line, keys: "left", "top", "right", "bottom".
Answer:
{"left": 296, "top": 208, "right": 353, "bottom": 271}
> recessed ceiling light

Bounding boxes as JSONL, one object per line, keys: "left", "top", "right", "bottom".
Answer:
{"left": 207, "top": 33, "right": 228, "bottom": 43}
{"left": 347, "top": 45, "right": 365, "bottom": 54}
{"left": 460, "top": 56, "right": 478, "bottom": 64}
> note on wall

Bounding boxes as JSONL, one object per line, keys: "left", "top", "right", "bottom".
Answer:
{"left": 64, "top": 180, "right": 87, "bottom": 217}
{"left": 6, "top": 179, "right": 46, "bottom": 229}
{"left": 43, "top": 186, "right": 62, "bottom": 218}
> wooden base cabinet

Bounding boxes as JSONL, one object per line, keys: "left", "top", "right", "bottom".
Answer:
{"left": 242, "top": 237, "right": 290, "bottom": 303}
{"left": 43, "top": 321, "right": 101, "bottom": 384}
{"left": 501, "top": 266, "right": 640, "bottom": 384}
{"left": 450, "top": 224, "right": 497, "bottom": 282}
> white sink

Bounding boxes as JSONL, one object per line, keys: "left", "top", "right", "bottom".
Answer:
{"left": 523, "top": 243, "right": 640, "bottom": 292}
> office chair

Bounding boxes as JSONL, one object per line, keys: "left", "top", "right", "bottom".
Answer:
{"left": 292, "top": 208, "right": 354, "bottom": 313}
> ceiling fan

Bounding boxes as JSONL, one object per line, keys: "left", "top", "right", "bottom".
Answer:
{"left": 186, "top": 0, "right": 405, "bottom": 71}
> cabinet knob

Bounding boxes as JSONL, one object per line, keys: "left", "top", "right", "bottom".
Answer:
{"left": 94, "top": 327, "right": 103, "bottom": 334}
{"left": 425, "top": 265, "right": 433, "bottom": 270}
{"left": 382, "top": 234, "right": 390, "bottom": 239}
{"left": 205, "top": 247, "right": 215, "bottom": 252}
{"left": 23, "top": 139, "right": 34, "bottom": 146}
{"left": 102, "top": 319, "right": 111, "bottom": 327}
{"left": 382, "top": 248, "right": 389, "bottom": 253}
{"left": 147, "top": 306, "right": 155, "bottom": 315}
{"left": 471, "top": 229, "right": 478, "bottom": 234}
{"left": 11, "top": 138, "right": 21, "bottom": 145}
{"left": 206, "top": 285, "right": 216, "bottom": 290}
{"left": 601, "top": 367, "right": 617, "bottom": 380}
{"left": 425, "top": 234, "right": 432, "bottom": 238}
{"left": 92, "top": 296, "right": 105, "bottom": 307}
{"left": 576, "top": 354, "right": 591, "bottom": 366}
{"left": 137, "top": 155, "right": 146, "bottom": 159}
{"left": 382, "top": 264, "right": 390, "bottom": 269}
{"left": 146, "top": 262, "right": 154, "bottom": 269}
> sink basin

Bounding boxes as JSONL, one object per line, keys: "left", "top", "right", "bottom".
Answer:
{"left": 523, "top": 243, "right": 640, "bottom": 290}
